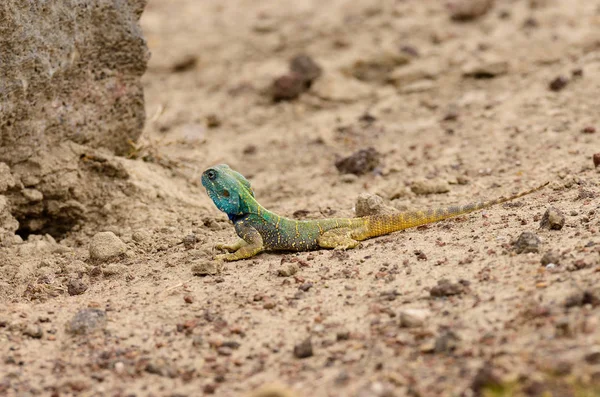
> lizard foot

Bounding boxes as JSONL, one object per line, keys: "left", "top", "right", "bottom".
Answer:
{"left": 318, "top": 228, "right": 360, "bottom": 250}
{"left": 215, "top": 239, "right": 248, "bottom": 252}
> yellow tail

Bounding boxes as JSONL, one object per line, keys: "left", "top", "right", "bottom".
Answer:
{"left": 362, "top": 182, "right": 549, "bottom": 238}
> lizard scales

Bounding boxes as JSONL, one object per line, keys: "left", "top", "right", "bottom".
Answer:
{"left": 202, "top": 164, "right": 548, "bottom": 261}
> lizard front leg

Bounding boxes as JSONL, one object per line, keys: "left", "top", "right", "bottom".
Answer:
{"left": 215, "top": 222, "right": 264, "bottom": 261}
{"left": 215, "top": 239, "right": 247, "bottom": 252}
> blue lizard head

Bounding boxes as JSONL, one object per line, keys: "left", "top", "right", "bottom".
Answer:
{"left": 202, "top": 164, "right": 255, "bottom": 219}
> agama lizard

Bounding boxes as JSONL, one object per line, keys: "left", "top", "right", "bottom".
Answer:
{"left": 202, "top": 164, "right": 548, "bottom": 261}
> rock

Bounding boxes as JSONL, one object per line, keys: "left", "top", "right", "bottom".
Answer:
{"left": 23, "top": 324, "right": 43, "bottom": 339}
{"left": 430, "top": 279, "right": 466, "bottom": 297}
{"left": 182, "top": 234, "right": 197, "bottom": 249}
{"left": 399, "top": 308, "right": 431, "bottom": 328}
{"left": 593, "top": 153, "right": 600, "bottom": 168}
{"left": 67, "top": 308, "right": 107, "bottom": 335}
{"left": 388, "top": 60, "right": 440, "bottom": 87}
{"left": 462, "top": 59, "right": 508, "bottom": 78}
{"left": 290, "top": 54, "right": 322, "bottom": 84}
{"left": 311, "top": 73, "right": 372, "bottom": 102}
{"left": 191, "top": 261, "right": 220, "bottom": 276}
{"left": 448, "top": 0, "right": 495, "bottom": 21}
{"left": 271, "top": 73, "right": 308, "bottom": 101}
{"left": 540, "top": 251, "right": 560, "bottom": 266}
{"left": 132, "top": 229, "right": 152, "bottom": 244}
{"left": 89, "top": 232, "right": 126, "bottom": 262}
{"left": 549, "top": 75, "right": 569, "bottom": 91}
{"left": 277, "top": 263, "right": 299, "bottom": 277}
{"left": 67, "top": 279, "right": 88, "bottom": 296}
{"left": 298, "top": 282, "right": 313, "bottom": 292}
{"left": 539, "top": 207, "right": 565, "bottom": 230}
{"left": 411, "top": 179, "right": 450, "bottom": 195}
{"left": 293, "top": 338, "right": 313, "bottom": 359}
{"left": 335, "top": 148, "right": 381, "bottom": 176}
{"left": 513, "top": 232, "right": 541, "bottom": 254}
{"left": 355, "top": 194, "right": 398, "bottom": 217}
{"left": 0, "top": 0, "right": 148, "bottom": 161}
{"left": 345, "top": 51, "right": 410, "bottom": 83}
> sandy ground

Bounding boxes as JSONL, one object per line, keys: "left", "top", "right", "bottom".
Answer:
{"left": 1, "top": 0, "right": 600, "bottom": 396}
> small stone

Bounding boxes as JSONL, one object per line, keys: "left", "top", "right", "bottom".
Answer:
{"left": 593, "top": 153, "right": 600, "bottom": 168}
{"left": 549, "top": 75, "right": 569, "bottom": 91}
{"left": 67, "top": 279, "right": 88, "bottom": 296}
{"left": 67, "top": 308, "right": 107, "bottom": 335}
{"left": 539, "top": 207, "right": 565, "bottom": 230}
{"left": 448, "top": 0, "right": 495, "bottom": 21}
{"left": 399, "top": 308, "right": 431, "bottom": 328}
{"left": 262, "top": 299, "right": 276, "bottom": 310}
{"left": 277, "top": 263, "right": 299, "bottom": 277}
{"left": 191, "top": 261, "right": 220, "bottom": 276}
{"left": 203, "top": 384, "right": 217, "bottom": 394}
{"left": 411, "top": 179, "right": 450, "bottom": 195}
{"left": 205, "top": 114, "right": 221, "bottom": 129}
{"left": 89, "top": 232, "right": 126, "bottom": 263}
{"left": 298, "top": 282, "right": 313, "bottom": 292}
{"left": 217, "top": 346, "right": 233, "bottom": 356}
{"left": 182, "top": 234, "right": 197, "bottom": 249}
{"left": 23, "top": 324, "right": 43, "bottom": 339}
{"left": 271, "top": 72, "right": 307, "bottom": 101}
{"left": 183, "top": 295, "right": 194, "bottom": 304}
{"left": 289, "top": 54, "right": 322, "bottom": 84}
{"left": 462, "top": 59, "right": 509, "bottom": 78}
{"left": 513, "top": 232, "right": 541, "bottom": 254}
{"left": 430, "top": 279, "right": 466, "bottom": 297}
{"left": 540, "top": 251, "right": 560, "bottom": 266}
{"left": 114, "top": 361, "right": 125, "bottom": 374}
{"left": 582, "top": 126, "right": 596, "bottom": 134}
{"left": 132, "top": 229, "right": 152, "bottom": 244}
{"left": 293, "top": 338, "right": 313, "bottom": 359}
{"left": 585, "top": 348, "right": 600, "bottom": 364}
{"left": 335, "top": 148, "right": 381, "bottom": 176}
{"left": 355, "top": 193, "right": 398, "bottom": 217}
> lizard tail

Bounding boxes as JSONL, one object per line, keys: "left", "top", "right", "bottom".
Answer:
{"left": 361, "top": 181, "right": 549, "bottom": 239}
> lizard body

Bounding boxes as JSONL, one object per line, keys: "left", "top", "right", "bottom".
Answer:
{"left": 202, "top": 164, "right": 548, "bottom": 261}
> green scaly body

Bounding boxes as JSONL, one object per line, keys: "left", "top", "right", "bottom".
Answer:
{"left": 202, "top": 164, "right": 548, "bottom": 262}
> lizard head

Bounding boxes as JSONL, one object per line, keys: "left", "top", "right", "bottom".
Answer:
{"left": 202, "top": 164, "right": 255, "bottom": 218}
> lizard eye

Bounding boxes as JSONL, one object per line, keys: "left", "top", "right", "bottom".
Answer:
{"left": 206, "top": 170, "right": 217, "bottom": 181}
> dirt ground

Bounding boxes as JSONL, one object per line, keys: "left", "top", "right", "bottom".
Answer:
{"left": 2, "top": 0, "right": 600, "bottom": 396}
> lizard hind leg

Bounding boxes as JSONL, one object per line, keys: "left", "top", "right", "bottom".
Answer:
{"left": 318, "top": 228, "right": 360, "bottom": 250}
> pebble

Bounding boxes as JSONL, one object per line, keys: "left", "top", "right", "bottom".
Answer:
{"left": 513, "top": 232, "right": 541, "bottom": 254}
{"left": 448, "top": 0, "right": 494, "bottom": 21}
{"left": 335, "top": 148, "right": 381, "bottom": 176}
{"left": 355, "top": 193, "right": 398, "bottom": 217}
{"left": 345, "top": 50, "right": 410, "bottom": 83}
{"left": 271, "top": 72, "right": 307, "bottom": 101}
{"left": 293, "top": 338, "right": 313, "bottom": 359}
{"left": 67, "top": 279, "right": 88, "bottom": 296}
{"left": 462, "top": 59, "right": 509, "bottom": 78}
{"left": 539, "top": 207, "right": 565, "bottom": 230}
{"left": 191, "top": 261, "right": 220, "bottom": 276}
{"left": 132, "top": 229, "right": 152, "bottom": 244}
{"left": 399, "top": 308, "right": 431, "bottom": 328}
{"left": 23, "top": 324, "right": 43, "bottom": 339}
{"left": 89, "top": 232, "right": 126, "bottom": 262}
{"left": 549, "top": 75, "right": 569, "bottom": 91}
{"left": 593, "top": 153, "right": 600, "bottom": 168}
{"left": 290, "top": 54, "right": 322, "bottom": 83}
{"left": 21, "top": 188, "right": 43, "bottom": 202}
{"left": 430, "top": 279, "right": 466, "bottom": 297}
{"left": 540, "top": 251, "right": 560, "bottom": 266}
{"left": 277, "top": 263, "right": 299, "bottom": 277}
{"left": 298, "top": 282, "right": 313, "bottom": 292}
{"left": 411, "top": 179, "right": 450, "bottom": 195}
{"left": 182, "top": 234, "right": 197, "bottom": 249}
{"left": 67, "top": 308, "right": 107, "bottom": 335}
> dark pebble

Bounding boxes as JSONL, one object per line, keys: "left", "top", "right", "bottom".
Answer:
{"left": 582, "top": 126, "right": 596, "bottom": 134}
{"left": 293, "top": 338, "right": 313, "bottom": 359}
{"left": 540, "top": 251, "right": 560, "bottom": 266}
{"left": 513, "top": 232, "right": 541, "bottom": 254}
{"left": 549, "top": 76, "right": 569, "bottom": 91}
{"left": 182, "top": 234, "right": 197, "bottom": 249}
{"left": 593, "top": 153, "right": 600, "bottom": 168}
{"left": 298, "top": 282, "right": 313, "bottom": 292}
{"left": 271, "top": 72, "right": 307, "bottom": 101}
{"left": 430, "top": 279, "right": 466, "bottom": 297}
{"left": 539, "top": 207, "right": 565, "bottom": 230}
{"left": 289, "top": 54, "right": 322, "bottom": 84}
{"left": 67, "top": 279, "right": 88, "bottom": 296}
{"left": 335, "top": 147, "right": 381, "bottom": 175}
